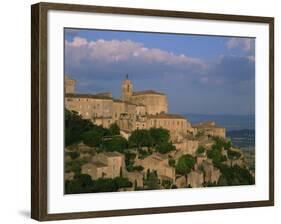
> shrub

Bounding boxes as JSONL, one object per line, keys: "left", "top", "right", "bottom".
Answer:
{"left": 196, "top": 145, "right": 206, "bottom": 155}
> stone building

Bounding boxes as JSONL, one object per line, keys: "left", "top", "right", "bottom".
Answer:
{"left": 193, "top": 121, "right": 226, "bottom": 138}
{"left": 125, "top": 171, "right": 144, "bottom": 189}
{"left": 121, "top": 74, "right": 168, "bottom": 115}
{"left": 65, "top": 75, "right": 191, "bottom": 140}
{"left": 175, "top": 170, "right": 204, "bottom": 188}
{"left": 81, "top": 161, "right": 108, "bottom": 180}
{"left": 81, "top": 151, "right": 125, "bottom": 180}
{"left": 134, "top": 153, "right": 175, "bottom": 182}
{"left": 146, "top": 113, "right": 193, "bottom": 142}
{"left": 65, "top": 75, "right": 76, "bottom": 94}
{"left": 65, "top": 75, "right": 222, "bottom": 144}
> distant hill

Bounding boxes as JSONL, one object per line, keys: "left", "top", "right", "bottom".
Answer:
{"left": 183, "top": 113, "right": 255, "bottom": 131}
{"left": 226, "top": 129, "right": 255, "bottom": 148}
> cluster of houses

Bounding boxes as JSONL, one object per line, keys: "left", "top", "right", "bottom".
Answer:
{"left": 64, "top": 75, "right": 244, "bottom": 189}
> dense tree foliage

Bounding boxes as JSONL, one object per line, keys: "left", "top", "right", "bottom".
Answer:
{"left": 176, "top": 154, "right": 195, "bottom": 176}
{"left": 144, "top": 170, "right": 159, "bottom": 190}
{"left": 156, "top": 142, "right": 175, "bottom": 154}
{"left": 149, "top": 128, "right": 170, "bottom": 146}
{"left": 162, "top": 179, "right": 172, "bottom": 189}
{"left": 128, "top": 129, "right": 153, "bottom": 148}
{"left": 65, "top": 174, "right": 93, "bottom": 194}
{"left": 65, "top": 159, "right": 87, "bottom": 175}
{"left": 128, "top": 128, "right": 175, "bottom": 154}
{"left": 102, "top": 136, "right": 128, "bottom": 152}
{"left": 65, "top": 109, "right": 94, "bottom": 146}
{"left": 196, "top": 145, "right": 206, "bottom": 155}
{"left": 65, "top": 175, "right": 132, "bottom": 194}
{"left": 207, "top": 147, "right": 226, "bottom": 165}
{"left": 212, "top": 136, "right": 232, "bottom": 151}
{"left": 65, "top": 109, "right": 128, "bottom": 152}
{"left": 109, "top": 123, "right": 120, "bottom": 135}
{"left": 81, "top": 130, "right": 103, "bottom": 147}
{"left": 176, "top": 154, "right": 195, "bottom": 186}
{"left": 124, "top": 151, "right": 137, "bottom": 171}
{"left": 216, "top": 164, "right": 254, "bottom": 186}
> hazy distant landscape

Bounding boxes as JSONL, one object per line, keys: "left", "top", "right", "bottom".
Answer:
{"left": 184, "top": 114, "right": 255, "bottom": 131}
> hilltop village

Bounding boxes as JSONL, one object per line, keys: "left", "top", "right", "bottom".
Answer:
{"left": 64, "top": 75, "right": 254, "bottom": 193}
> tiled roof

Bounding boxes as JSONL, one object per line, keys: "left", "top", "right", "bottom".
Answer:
{"left": 113, "top": 99, "right": 145, "bottom": 107}
{"left": 132, "top": 90, "right": 165, "bottom": 96}
{"left": 65, "top": 93, "right": 112, "bottom": 100}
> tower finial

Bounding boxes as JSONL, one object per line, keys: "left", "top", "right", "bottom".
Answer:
{"left": 126, "top": 73, "right": 128, "bottom": 80}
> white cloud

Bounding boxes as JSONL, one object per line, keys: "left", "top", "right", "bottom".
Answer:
{"left": 69, "top": 37, "right": 88, "bottom": 47}
{"left": 65, "top": 37, "right": 205, "bottom": 68}
{"left": 226, "top": 37, "right": 255, "bottom": 52}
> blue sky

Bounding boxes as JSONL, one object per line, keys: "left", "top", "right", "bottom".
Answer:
{"left": 64, "top": 28, "right": 255, "bottom": 115}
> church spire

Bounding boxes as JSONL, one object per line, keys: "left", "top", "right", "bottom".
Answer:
{"left": 122, "top": 74, "right": 133, "bottom": 101}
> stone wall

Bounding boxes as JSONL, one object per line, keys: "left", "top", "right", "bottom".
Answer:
{"left": 131, "top": 94, "right": 168, "bottom": 115}
{"left": 187, "top": 170, "right": 204, "bottom": 188}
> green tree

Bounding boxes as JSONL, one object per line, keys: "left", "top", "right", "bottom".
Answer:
{"left": 162, "top": 179, "right": 172, "bottom": 189}
{"left": 65, "top": 174, "right": 93, "bottom": 194}
{"left": 156, "top": 141, "right": 175, "bottom": 154}
{"left": 216, "top": 164, "right": 254, "bottom": 186}
{"left": 149, "top": 128, "right": 170, "bottom": 146}
{"left": 207, "top": 147, "right": 226, "bottom": 166}
{"left": 144, "top": 170, "right": 159, "bottom": 190}
{"left": 212, "top": 136, "right": 225, "bottom": 151}
{"left": 227, "top": 149, "right": 241, "bottom": 167}
{"left": 91, "top": 177, "right": 132, "bottom": 193}
{"left": 224, "top": 140, "right": 232, "bottom": 150}
{"left": 65, "top": 109, "right": 94, "bottom": 146}
{"left": 114, "top": 177, "right": 132, "bottom": 188}
{"left": 128, "top": 129, "right": 153, "bottom": 148}
{"left": 124, "top": 151, "right": 137, "bottom": 172}
{"left": 109, "top": 123, "right": 120, "bottom": 135}
{"left": 65, "top": 159, "right": 87, "bottom": 175}
{"left": 176, "top": 154, "right": 195, "bottom": 187}
{"left": 103, "top": 136, "right": 128, "bottom": 152}
{"left": 81, "top": 130, "right": 103, "bottom": 147}
{"left": 196, "top": 145, "right": 206, "bottom": 155}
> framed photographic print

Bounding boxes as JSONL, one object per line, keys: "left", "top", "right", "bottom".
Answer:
{"left": 31, "top": 2, "right": 274, "bottom": 221}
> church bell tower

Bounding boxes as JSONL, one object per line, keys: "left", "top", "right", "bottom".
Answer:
{"left": 122, "top": 74, "right": 133, "bottom": 101}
